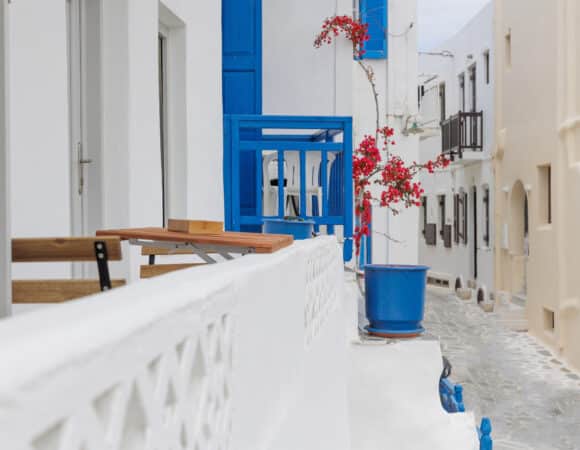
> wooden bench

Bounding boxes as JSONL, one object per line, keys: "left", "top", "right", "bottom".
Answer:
{"left": 12, "top": 237, "right": 125, "bottom": 304}
{"left": 140, "top": 246, "right": 205, "bottom": 279}
{"left": 96, "top": 227, "right": 294, "bottom": 268}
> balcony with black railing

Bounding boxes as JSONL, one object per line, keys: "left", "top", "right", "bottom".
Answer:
{"left": 441, "top": 111, "right": 484, "bottom": 160}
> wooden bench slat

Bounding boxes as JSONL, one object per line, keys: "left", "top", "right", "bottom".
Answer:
{"left": 97, "top": 228, "right": 293, "bottom": 254}
{"left": 12, "top": 237, "right": 123, "bottom": 262}
{"left": 167, "top": 219, "right": 223, "bottom": 234}
{"left": 140, "top": 263, "right": 205, "bottom": 279}
{"left": 12, "top": 279, "right": 126, "bottom": 303}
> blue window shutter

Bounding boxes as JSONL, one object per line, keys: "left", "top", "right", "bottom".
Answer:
{"left": 360, "top": 0, "right": 387, "bottom": 59}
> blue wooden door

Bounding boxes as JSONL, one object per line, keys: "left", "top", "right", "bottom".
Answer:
{"left": 222, "top": 0, "right": 262, "bottom": 231}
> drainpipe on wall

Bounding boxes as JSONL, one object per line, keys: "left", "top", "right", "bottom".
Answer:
{"left": 0, "top": 0, "right": 11, "bottom": 318}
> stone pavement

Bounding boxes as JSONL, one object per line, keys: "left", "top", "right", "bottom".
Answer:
{"left": 423, "top": 289, "right": 580, "bottom": 450}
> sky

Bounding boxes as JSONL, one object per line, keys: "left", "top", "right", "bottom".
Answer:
{"left": 417, "top": 0, "right": 491, "bottom": 51}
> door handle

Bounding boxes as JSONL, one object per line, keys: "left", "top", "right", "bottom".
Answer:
{"left": 77, "top": 142, "right": 92, "bottom": 195}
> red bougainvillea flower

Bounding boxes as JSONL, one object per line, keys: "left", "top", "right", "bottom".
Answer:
{"left": 314, "top": 15, "right": 369, "bottom": 58}
{"left": 314, "top": 16, "right": 451, "bottom": 256}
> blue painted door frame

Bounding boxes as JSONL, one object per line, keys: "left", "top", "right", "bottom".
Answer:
{"left": 222, "top": 0, "right": 262, "bottom": 231}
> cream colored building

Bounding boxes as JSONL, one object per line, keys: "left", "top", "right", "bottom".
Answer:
{"left": 494, "top": 0, "right": 580, "bottom": 370}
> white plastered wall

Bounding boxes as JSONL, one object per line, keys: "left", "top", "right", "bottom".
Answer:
{"left": 418, "top": 2, "right": 495, "bottom": 294}
{"left": 352, "top": 0, "right": 419, "bottom": 264}
{"left": 8, "top": 0, "right": 224, "bottom": 282}
{"left": 0, "top": 0, "right": 10, "bottom": 317}
{"left": 263, "top": 0, "right": 353, "bottom": 118}
{"left": 9, "top": 0, "right": 71, "bottom": 279}
{"left": 494, "top": 0, "right": 580, "bottom": 370}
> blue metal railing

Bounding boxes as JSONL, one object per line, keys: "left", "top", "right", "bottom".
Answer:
{"left": 224, "top": 115, "right": 354, "bottom": 261}
{"left": 439, "top": 377, "right": 465, "bottom": 413}
{"left": 440, "top": 375, "right": 493, "bottom": 450}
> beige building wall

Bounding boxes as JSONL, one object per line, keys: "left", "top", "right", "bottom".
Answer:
{"left": 494, "top": 0, "right": 580, "bottom": 370}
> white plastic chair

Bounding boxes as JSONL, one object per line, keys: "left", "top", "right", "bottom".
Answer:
{"left": 262, "top": 152, "right": 287, "bottom": 216}
{"left": 262, "top": 151, "right": 336, "bottom": 217}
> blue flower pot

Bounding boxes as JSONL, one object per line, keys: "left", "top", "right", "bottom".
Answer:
{"left": 364, "top": 264, "right": 429, "bottom": 338}
{"left": 263, "top": 219, "right": 314, "bottom": 240}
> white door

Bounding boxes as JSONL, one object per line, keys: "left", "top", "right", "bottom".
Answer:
{"left": 67, "top": 0, "right": 102, "bottom": 237}
{"left": 68, "top": 0, "right": 88, "bottom": 236}
{"left": 67, "top": 0, "right": 102, "bottom": 275}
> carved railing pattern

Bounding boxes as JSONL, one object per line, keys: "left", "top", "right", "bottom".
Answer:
{"left": 0, "top": 306, "right": 234, "bottom": 450}
{"left": 304, "top": 241, "right": 342, "bottom": 347}
{"left": 0, "top": 237, "right": 349, "bottom": 450}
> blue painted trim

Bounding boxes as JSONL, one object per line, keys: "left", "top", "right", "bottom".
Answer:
{"left": 231, "top": 118, "right": 241, "bottom": 231}
{"left": 321, "top": 151, "right": 329, "bottom": 216}
{"left": 440, "top": 375, "right": 493, "bottom": 449}
{"left": 239, "top": 141, "right": 343, "bottom": 151}
{"left": 223, "top": 117, "right": 233, "bottom": 229}
{"left": 299, "top": 151, "right": 306, "bottom": 216}
{"left": 343, "top": 118, "right": 354, "bottom": 262}
{"left": 277, "top": 150, "right": 285, "bottom": 217}
{"left": 222, "top": 0, "right": 262, "bottom": 229}
{"left": 439, "top": 378, "right": 465, "bottom": 413}
{"left": 239, "top": 216, "right": 347, "bottom": 225}
{"left": 255, "top": 150, "right": 262, "bottom": 218}
{"left": 366, "top": 213, "right": 373, "bottom": 264}
{"left": 232, "top": 115, "right": 352, "bottom": 128}
{"left": 478, "top": 418, "right": 493, "bottom": 450}
{"left": 360, "top": 0, "right": 388, "bottom": 59}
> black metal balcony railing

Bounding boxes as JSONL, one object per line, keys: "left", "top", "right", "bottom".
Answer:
{"left": 441, "top": 111, "right": 483, "bottom": 160}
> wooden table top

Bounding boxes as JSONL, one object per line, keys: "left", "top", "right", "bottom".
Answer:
{"left": 96, "top": 227, "right": 293, "bottom": 254}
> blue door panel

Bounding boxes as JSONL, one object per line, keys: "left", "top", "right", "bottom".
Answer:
{"left": 222, "top": 0, "right": 262, "bottom": 231}
{"left": 223, "top": 72, "right": 257, "bottom": 115}
{"left": 222, "top": 0, "right": 256, "bottom": 58}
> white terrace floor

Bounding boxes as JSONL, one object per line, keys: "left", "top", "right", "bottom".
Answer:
{"left": 422, "top": 289, "right": 580, "bottom": 450}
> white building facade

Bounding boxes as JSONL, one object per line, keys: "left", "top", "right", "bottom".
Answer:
{"left": 417, "top": 3, "right": 495, "bottom": 301}
{"left": 0, "top": 0, "right": 421, "bottom": 311}
{"left": 5, "top": 0, "right": 225, "bottom": 287}
{"left": 0, "top": 2, "right": 487, "bottom": 448}
{"left": 353, "top": 0, "right": 421, "bottom": 265}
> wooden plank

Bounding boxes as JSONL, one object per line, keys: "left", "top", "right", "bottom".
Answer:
{"left": 12, "top": 279, "right": 126, "bottom": 303}
{"left": 140, "top": 263, "right": 205, "bottom": 279}
{"left": 12, "top": 237, "right": 123, "bottom": 262}
{"left": 167, "top": 219, "right": 223, "bottom": 234}
{"left": 97, "top": 228, "right": 293, "bottom": 253}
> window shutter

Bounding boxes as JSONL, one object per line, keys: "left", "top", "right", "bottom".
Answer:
{"left": 483, "top": 189, "right": 490, "bottom": 246}
{"left": 360, "top": 0, "right": 387, "bottom": 59}
{"left": 422, "top": 197, "right": 427, "bottom": 236}
{"left": 453, "top": 194, "right": 459, "bottom": 244}
{"left": 425, "top": 223, "right": 437, "bottom": 246}
{"left": 463, "top": 192, "right": 469, "bottom": 244}
{"left": 444, "top": 225, "right": 452, "bottom": 248}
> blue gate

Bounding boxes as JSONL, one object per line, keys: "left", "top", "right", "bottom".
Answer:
{"left": 223, "top": 115, "right": 354, "bottom": 261}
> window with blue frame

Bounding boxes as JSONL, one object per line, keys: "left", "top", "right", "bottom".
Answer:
{"left": 359, "top": 0, "right": 387, "bottom": 59}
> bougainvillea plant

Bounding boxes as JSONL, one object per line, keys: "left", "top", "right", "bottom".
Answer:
{"left": 314, "top": 15, "right": 450, "bottom": 258}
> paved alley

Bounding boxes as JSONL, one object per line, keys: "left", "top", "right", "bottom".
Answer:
{"left": 424, "top": 290, "right": 580, "bottom": 450}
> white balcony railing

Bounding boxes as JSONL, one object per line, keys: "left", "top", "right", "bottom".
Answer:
{"left": 0, "top": 237, "right": 349, "bottom": 450}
